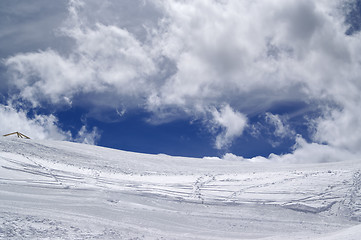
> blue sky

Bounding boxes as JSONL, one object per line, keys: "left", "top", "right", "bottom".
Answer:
{"left": 1, "top": 0, "right": 361, "bottom": 162}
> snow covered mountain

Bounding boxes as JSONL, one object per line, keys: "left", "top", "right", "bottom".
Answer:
{"left": 1, "top": 137, "right": 361, "bottom": 239}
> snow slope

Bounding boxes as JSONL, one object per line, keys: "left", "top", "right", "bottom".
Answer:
{"left": 1, "top": 137, "right": 361, "bottom": 239}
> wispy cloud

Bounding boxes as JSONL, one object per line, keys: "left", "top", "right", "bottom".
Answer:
{"left": 264, "top": 112, "right": 296, "bottom": 147}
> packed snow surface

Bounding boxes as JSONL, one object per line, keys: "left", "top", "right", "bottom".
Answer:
{"left": 1, "top": 137, "right": 361, "bottom": 239}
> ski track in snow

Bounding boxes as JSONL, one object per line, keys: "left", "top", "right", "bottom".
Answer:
{"left": 1, "top": 138, "right": 361, "bottom": 239}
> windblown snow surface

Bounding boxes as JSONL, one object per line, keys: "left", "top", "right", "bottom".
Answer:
{"left": 1, "top": 138, "right": 361, "bottom": 239}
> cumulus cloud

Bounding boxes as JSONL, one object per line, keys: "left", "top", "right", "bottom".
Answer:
{"left": 3, "top": 0, "right": 361, "bottom": 160}
{"left": 0, "top": 102, "right": 101, "bottom": 145}
{"left": 5, "top": 22, "right": 156, "bottom": 108}
{"left": 222, "top": 135, "right": 359, "bottom": 163}
{"left": 269, "top": 135, "right": 360, "bottom": 163}
{"left": 211, "top": 105, "right": 247, "bottom": 149}
{"left": 313, "top": 104, "right": 361, "bottom": 153}
{"left": 0, "top": 103, "right": 70, "bottom": 140}
{"left": 222, "top": 153, "right": 267, "bottom": 163}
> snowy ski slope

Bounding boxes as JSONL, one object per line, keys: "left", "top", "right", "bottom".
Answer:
{"left": 1, "top": 137, "right": 361, "bottom": 239}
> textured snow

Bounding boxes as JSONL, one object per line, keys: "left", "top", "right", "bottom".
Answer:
{"left": 1, "top": 137, "right": 361, "bottom": 239}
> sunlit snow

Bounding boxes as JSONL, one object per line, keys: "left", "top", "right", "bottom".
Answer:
{"left": 1, "top": 137, "right": 361, "bottom": 239}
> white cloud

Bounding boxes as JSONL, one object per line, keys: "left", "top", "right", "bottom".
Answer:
{"left": 312, "top": 104, "right": 361, "bottom": 153}
{"left": 5, "top": 0, "right": 157, "bottom": 108}
{"left": 222, "top": 153, "right": 246, "bottom": 162}
{"left": 222, "top": 153, "right": 268, "bottom": 163}
{"left": 224, "top": 135, "right": 359, "bottom": 163}
{"left": 0, "top": 103, "right": 101, "bottom": 145}
{"left": 74, "top": 125, "right": 101, "bottom": 145}
{"left": 211, "top": 104, "right": 247, "bottom": 149}
{"left": 265, "top": 113, "right": 295, "bottom": 139}
{"left": 269, "top": 135, "right": 359, "bottom": 163}
{"left": 150, "top": 0, "right": 361, "bottom": 156}
{"left": 3, "top": 0, "right": 361, "bottom": 159}
{"left": 0, "top": 103, "right": 70, "bottom": 140}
